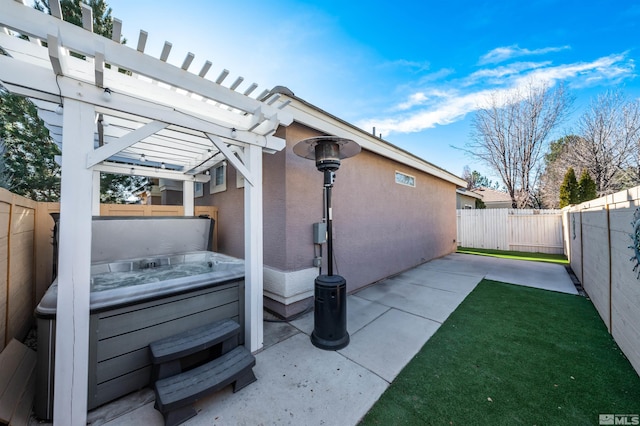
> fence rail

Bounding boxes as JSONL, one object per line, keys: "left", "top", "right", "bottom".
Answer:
{"left": 456, "top": 209, "right": 563, "bottom": 254}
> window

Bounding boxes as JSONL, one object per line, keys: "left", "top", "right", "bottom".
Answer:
{"left": 209, "top": 162, "right": 227, "bottom": 194}
{"left": 395, "top": 171, "right": 416, "bottom": 187}
{"left": 194, "top": 182, "right": 203, "bottom": 198}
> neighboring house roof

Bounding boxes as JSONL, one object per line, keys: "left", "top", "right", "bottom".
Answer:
{"left": 271, "top": 86, "right": 467, "bottom": 188}
{"left": 456, "top": 188, "right": 483, "bottom": 200}
{"left": 474, "top": 187, "right": 512, "bottom": 205}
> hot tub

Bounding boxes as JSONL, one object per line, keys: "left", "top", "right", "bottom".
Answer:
{"left": 34, "top": 217, "right": 245, "bottom": 420}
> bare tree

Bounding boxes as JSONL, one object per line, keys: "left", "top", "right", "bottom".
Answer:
{"left": 468, "top": 81, "right": 572, "bottom": 208}
{"left": 573, "top": 90, "right": 640, "bottom": 194}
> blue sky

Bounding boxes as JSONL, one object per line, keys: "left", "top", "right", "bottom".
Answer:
{"left": 106, "top": 0, "right": 639, "bottom": 181}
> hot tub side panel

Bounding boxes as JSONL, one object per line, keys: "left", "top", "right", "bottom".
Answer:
{"left": 35, "top": 280, "right": 244, "bottom": 420}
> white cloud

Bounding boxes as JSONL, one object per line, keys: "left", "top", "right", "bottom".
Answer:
{"left": 379, "top": 59, "right": 431, "bottom": 73}
{"left": 466, "top": 61, "right": 551, "bottom": 84}
{"left": 358, "top": 52, "right": 635, "bottom": 136}
{"left": 479, "top": 45, "right": 571, "bottom": 65}
{"left": 396, "top": 93, "right": 428, "bottom": 110}
{"left": 394, "top": 89, "right": 451, "bottom": 111}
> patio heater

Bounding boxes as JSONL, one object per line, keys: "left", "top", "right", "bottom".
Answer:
{"left": 293, "top": 136, "right": 361, "bottom": 350}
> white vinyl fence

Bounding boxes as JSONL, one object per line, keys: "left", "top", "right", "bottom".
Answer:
{"left": 456, "top": 209, "right": 564, "bottom": 254}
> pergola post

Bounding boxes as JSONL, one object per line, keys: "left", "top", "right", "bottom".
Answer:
{"left": 244, "top": 144, "right": 264, "bottom": 352}
{"left": 183, "top": 180, "right": 195, "bottom": 216}
{"left": 54, "top": 99, "right": 95, "bottom": 426}
{"left": 92, "top": 170, "right": 101, "bottom": 215}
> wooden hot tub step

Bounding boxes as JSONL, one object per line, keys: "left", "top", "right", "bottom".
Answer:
{"left": 153, "top": 345, "right": 257, "bottom": 426}
{"left": 149, "top": 318, "right": 240, "bottom": 381}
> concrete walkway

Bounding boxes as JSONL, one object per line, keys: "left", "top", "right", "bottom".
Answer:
{"left": 96, "top": 253, "right": 577, "bottom": 426}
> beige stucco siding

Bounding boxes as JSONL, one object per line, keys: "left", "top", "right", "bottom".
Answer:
{"left": 329, "top": 150, "right": 456, "bottom": 291}
{"left": 198, "top": 122, "right": 459, "bottom": 313}
{"left": 280, "top": 124, "right": 457, "bottom": 292}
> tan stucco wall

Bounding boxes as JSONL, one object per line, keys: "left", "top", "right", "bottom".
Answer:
{"left": 198, "top": 122, "right": 459, "bottom": 316}
{"left": 280, "top": 123, "right": 457, "bottom": 290}
{"left": 197, "top": 166, "right": 245, "bottom": 259}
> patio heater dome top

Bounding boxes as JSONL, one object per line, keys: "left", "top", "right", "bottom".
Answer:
{"left": 293, "top": 136, "right": 361, "bottom": 172}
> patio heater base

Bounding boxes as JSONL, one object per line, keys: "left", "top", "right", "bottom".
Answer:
{"left": 311, "top": 275, "right": 350, "bottom": 350}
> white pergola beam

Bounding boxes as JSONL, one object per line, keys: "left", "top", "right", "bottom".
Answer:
{"left": 199, "top": 61, "right": 212, "bottom": 78}
{"left": 0, "top": 31, "right": 53, "bottom": 68}
{"left": 229, "top": 76, "right": 243, "bottom": 91}
{"left": 3, "top": 2, "right": 290, "bottom": 118}
{"left": 136, "top": 30, "right": 148, "bottom": 52}
{"left": 54, "top": 98, "right": 95, "bottom": 426}
{"left": 94, "top": 112, "right": 219, "bottom": 150}
{"left": 0, "top": 32, "right": 294, "bottom": 132}
{"left": 111, "top": 18, "right": 122, "bottom": 42}
{"left": 86, "top": 120, "right": 169, "bottom": 167}
{"left": 94, "top": 50, "right": 104, "bottom": 88}
{"left": 80, "top": 3, "right": 92, "bottom": 32}
{"left": 49, "top": 0, "right": 62, "bottom": 19}
{"left": 243, "top": 83, "right": 258, "bottom": 96}
{"left": 0, "top": 60, "right": 286, "bottom": 152}
{"left": 47, "top": 33, "right": 65, "bottom": 75}
{"left": 205, "top": 134, "right": 254, "bottom": 186}
{"left": 160, "top": 41, "right": 172, "bottom": 62}
{"left": 247, "top": 106, "right": 265, "bottom": 132}
{"left": 215, "top": 69, "right": 229, "bottom": 84}
{"left": 94, "top": 161, "right": 211, "bottom": 182}
{"left": 181, "top": 52, "right": 194, "bottom": 71}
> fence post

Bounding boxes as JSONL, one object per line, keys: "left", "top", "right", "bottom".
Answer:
{"left": 606, "top": 196, "right": 614, "bottom": 333}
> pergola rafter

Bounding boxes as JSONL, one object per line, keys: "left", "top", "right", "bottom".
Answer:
{"left": 0, "top": 1, "right": 292, "bottom": 424}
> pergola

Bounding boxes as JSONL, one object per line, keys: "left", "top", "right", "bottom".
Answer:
{"left": 0, "top": 1, "right": 292, "bottom": 423}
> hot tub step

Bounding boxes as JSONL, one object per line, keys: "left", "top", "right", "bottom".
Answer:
{"left": 153, "top": 346, "right": 256, "bottom": 426}
{"left": 149, "top": 318, "right": 240, "bottom": 381}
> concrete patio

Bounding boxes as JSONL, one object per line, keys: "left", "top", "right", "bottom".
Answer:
{"left": 79, "top": 253, "right": 577, "bottom": 426}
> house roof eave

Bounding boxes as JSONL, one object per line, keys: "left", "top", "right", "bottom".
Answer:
{"left": 271, "top": 88, "right": 467, "bottom": 188}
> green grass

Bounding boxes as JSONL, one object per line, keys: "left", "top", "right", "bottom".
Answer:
{"left": 360, "top": 280, "right": 640, "bottom": 426}
{"left": 457, "top": 247, "right": 569, "bottom": 264}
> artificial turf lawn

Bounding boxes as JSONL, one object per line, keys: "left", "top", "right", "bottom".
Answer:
{"left": 360, "top": 280, "right": 640, "bottom": 426}
{"left": 457, "top": 247, "right": 569, "bottom": 264}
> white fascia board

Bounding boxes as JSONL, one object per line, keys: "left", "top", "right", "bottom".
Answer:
{"left": 285, "top": 97, "right": 467, "bottom": 188}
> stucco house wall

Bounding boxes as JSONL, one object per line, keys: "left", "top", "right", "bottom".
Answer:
{"left": 195, "top": 87, "right": 466, "bottom": 317}
{"left": 456, "top": 189, "right": 482, "bottom": 209}
{"left": 197, "top": 94, "right": 464, "bottom": 318}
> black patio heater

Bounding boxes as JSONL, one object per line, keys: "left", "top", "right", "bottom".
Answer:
{"left": 293, "top": 136, "right": 361, "bottom": 350}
